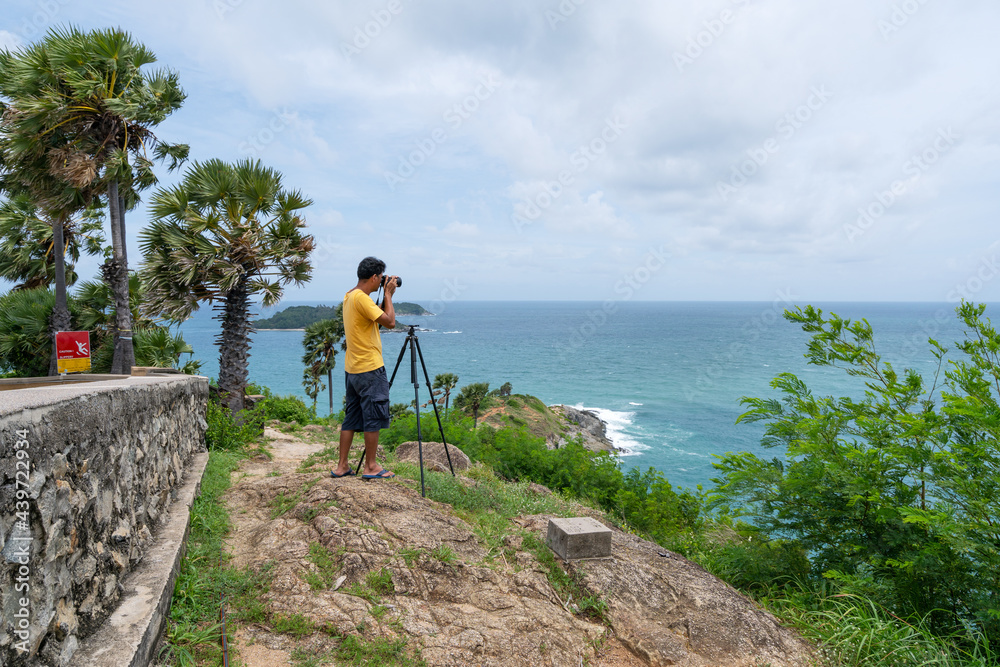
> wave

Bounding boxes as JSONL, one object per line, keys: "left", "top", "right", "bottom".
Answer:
{"left": 628, "top": 401, "right": 643, "bottom": 406}
{"left": 573, "top": 404, "right": 649, "bottom": 456}
{"left": 569, "top": 404, "right": 704, "bottom": 460}
{"left": 442, "top": 331, "right": 462, "bottom": 334}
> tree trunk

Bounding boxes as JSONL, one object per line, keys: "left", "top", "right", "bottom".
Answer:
{"left": 118, "top": 194, "right": 128, "bottom": 266}
{"left": 328, "top": 367, "right": 333, "bottom": 416}
{"left": 217, "top": 280, "right": 252, "bottom": 415}
{"left": 106, "top": 180, "right": 135, "bottom": 374}
{"left": 47, "top": 214, "right": 72, "bottom": 376}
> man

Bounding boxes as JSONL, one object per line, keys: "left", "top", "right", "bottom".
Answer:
{"left": 331, "top": 257, "right": 398, "bottom": 479}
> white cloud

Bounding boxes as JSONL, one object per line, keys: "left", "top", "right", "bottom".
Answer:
{"left": 2, "top": 0, "right": 999, "bottom": 301}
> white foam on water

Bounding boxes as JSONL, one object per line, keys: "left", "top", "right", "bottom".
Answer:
{"left": 629, "top": 402, "right": 643, "bottom": 406}
{"left": 443, "top": 331, "right": 462, "bottom": 334}
{"left": 573, "top": 404, "right": 649, "bottom": 456}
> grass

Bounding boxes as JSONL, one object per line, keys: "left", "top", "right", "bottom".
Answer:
{"left": 298, "top": 444, "right": 339, "bottom": 471}
{"left": 302, "top": 542, "right": 342, "bottom": 591}
{"left": 370, "top": 604, "right": 390, "bottom": 621}
{"left": 346, "top": 568, "right": 396, "bottom": 604}
{"left": 269, "top": 489, "right": 303, "bottom": 518}
{"left": 760, "top": 587, "right": 998, "bottom": 667}
{"left": 159, "top": 449, "right": 273, "bottom": 666}
{"left": 290, "top": 646, "right": 338, "bottom": 667}
{"left": 399, "top": 546, "right": 424, "bottom": 567}
{"left": 430, "top": 544, "right": 457, "bottom": 565}
{"left": 334, "top": 635, "right": 425, "bottom": 666}
{"left": 301, "top": 498, "right": 339, "bottom": 523}
{"left": 272, "top": 613, "right": 316, "bottom": 638}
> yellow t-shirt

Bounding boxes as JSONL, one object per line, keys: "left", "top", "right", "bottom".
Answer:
{"left": 343, "top": 289, "right": 385, "bottom": 374}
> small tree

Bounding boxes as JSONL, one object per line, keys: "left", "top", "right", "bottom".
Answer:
{"left": 302, "top": 367, "right": 324, "bottom": 410}
{"left": 454, "top": 382, "right": 490, "bottom": 429}
{"left": 432, "top": 372, "right": 459, "bottom": 418}
{"left": 301, "top": 311, "right": 344, "bottom": 414}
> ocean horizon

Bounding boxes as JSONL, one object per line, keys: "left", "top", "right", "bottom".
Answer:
{"left": 177, "top": 300, "right": 985, "bottom": 490}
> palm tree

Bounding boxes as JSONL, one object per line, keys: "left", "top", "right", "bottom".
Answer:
{"left": 302, "top": 314, "right": 344, "bottom": 414}
{"left": 72, "top": 273, "right": 149, "bottom": 334}
{"left": 0, "top": 195, "right": 105, "bottom": 290}
{"left": 454, "top": 382, "right": 490, "bottom": 429}
{"left": 140, "top": 158, "right": 313, "bottom": 415}
{"left": 0, "top": 91, "right": 104, "bottom": 373}
{"left": 302, "top": 367, "right": 325, "bottom": 410}
{"left": 0, "top": 26, "right": 187, "bottom": 374}
{"left": 0, "top": 287, "right": 63, "bottom": 377}
{"left": 433, "top": 372, "right": 459, "bottom": 418}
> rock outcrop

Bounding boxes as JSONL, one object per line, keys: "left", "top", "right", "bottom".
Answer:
{"left": 220, "top": 429, "right": 814, "bottom": 667}
{"left": 520, "top": 515, "right": 815, "bottom": 667}
{"left": 549, "top": 404, "right": 616, "bottom": 452}
{"left": 395, "top": 441, "right": 471, "bottom": 472}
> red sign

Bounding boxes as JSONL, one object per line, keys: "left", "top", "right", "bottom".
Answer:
{"left": 56, "top": 331, "right": 91, "bottom": 373}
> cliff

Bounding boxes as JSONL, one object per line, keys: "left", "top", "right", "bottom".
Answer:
{"left": 476, "top": 396, "right": 616, "bottom": 453}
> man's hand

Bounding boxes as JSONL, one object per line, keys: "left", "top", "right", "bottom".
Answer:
{"left": 384, "top": 276, "right": 398, "bottom": 298}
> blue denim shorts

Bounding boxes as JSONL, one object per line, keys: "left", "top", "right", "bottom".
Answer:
{"left": 342, "top": 366, "right": 391, "bottom": 432}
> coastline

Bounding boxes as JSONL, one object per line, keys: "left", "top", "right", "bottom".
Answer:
{"left": 549, "top": 404, "right": 617, "bottom": 453}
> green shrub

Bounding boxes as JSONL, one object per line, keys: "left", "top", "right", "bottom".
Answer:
{"left": 204, "top": 400, "right": 266, "bottom": 451}
{"left": 715, "top": 303, "right": 1000, "bottom": 646}
{"left": 259, "top": 393, "right": 316, "bottom": 424}
{"left": 0, "top": 288, "right": 61, "bottom": 376}
{"left": 703, "top": 540, "right": 810, "bottom": 593}
{"left": 616, "top": 467, "right": 703, "bottom": 537}
{"left": 380, "top": 411, "right": 479, "bottom": 452}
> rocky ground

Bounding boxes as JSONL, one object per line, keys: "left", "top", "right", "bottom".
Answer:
{"left": 218, "top": 426, "right": 814, "bottom": 667}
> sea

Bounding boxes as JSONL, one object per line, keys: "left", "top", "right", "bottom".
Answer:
{"left": 176, "top": 301, "right": 976, "bottom": 491}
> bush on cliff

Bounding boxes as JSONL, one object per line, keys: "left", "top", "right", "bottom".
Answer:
{"left": 714, "top": 303, "right": 1000, "bottom": 651}
{"left": 380, "top": 411, "right": 703, "bottom": 539}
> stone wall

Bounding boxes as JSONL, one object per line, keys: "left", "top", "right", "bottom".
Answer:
{"left": 0, "top": 375, "right": 208, "bottom": 666}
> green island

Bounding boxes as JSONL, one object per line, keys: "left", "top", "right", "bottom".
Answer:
{"left": 255, "top": 302, "right": 432, "bottom": 329}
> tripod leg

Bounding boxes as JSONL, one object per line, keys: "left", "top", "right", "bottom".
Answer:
{"left": 413, "top": 336, "right": 456, "bottom": 477}
{"left": 411, "top": 335, "right": 426, "bottom": 498}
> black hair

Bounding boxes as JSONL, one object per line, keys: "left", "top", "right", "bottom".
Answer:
{"left": 357, "top": 256, "right": 386, "bottom": 280}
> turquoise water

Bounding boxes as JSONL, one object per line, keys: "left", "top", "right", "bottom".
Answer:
{"left": 177, "top": 301, "right": 972, "bottom": 490}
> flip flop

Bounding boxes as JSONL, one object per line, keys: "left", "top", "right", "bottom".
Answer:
{"left": 330, "top": 469, "right": 356, "bottom": 478}
{"left": 362, "top": 469, "right": 395, "bottom": 480}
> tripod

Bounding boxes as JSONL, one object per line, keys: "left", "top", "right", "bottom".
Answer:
{"left": 355, "top": 324, "right": 456, "bottom": 497}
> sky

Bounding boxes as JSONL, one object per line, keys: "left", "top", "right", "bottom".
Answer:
{"left": 2, "top": 0, "right": 999, "bottom": 305}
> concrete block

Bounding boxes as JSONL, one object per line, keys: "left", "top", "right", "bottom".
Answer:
{"left": 546, "top": 517, "right": 612, "bottom": 561}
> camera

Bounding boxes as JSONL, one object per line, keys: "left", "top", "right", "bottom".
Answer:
{"left": 381, "top": 275, "right": 402, "bottom": 288}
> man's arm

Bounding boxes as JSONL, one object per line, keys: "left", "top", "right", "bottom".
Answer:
{"left": 376, "top": 277, "right": 397, "bottom": 328}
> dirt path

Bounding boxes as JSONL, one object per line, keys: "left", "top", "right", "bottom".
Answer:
{"left": 226, "top": 427, "right": 327, "bottom": 667}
